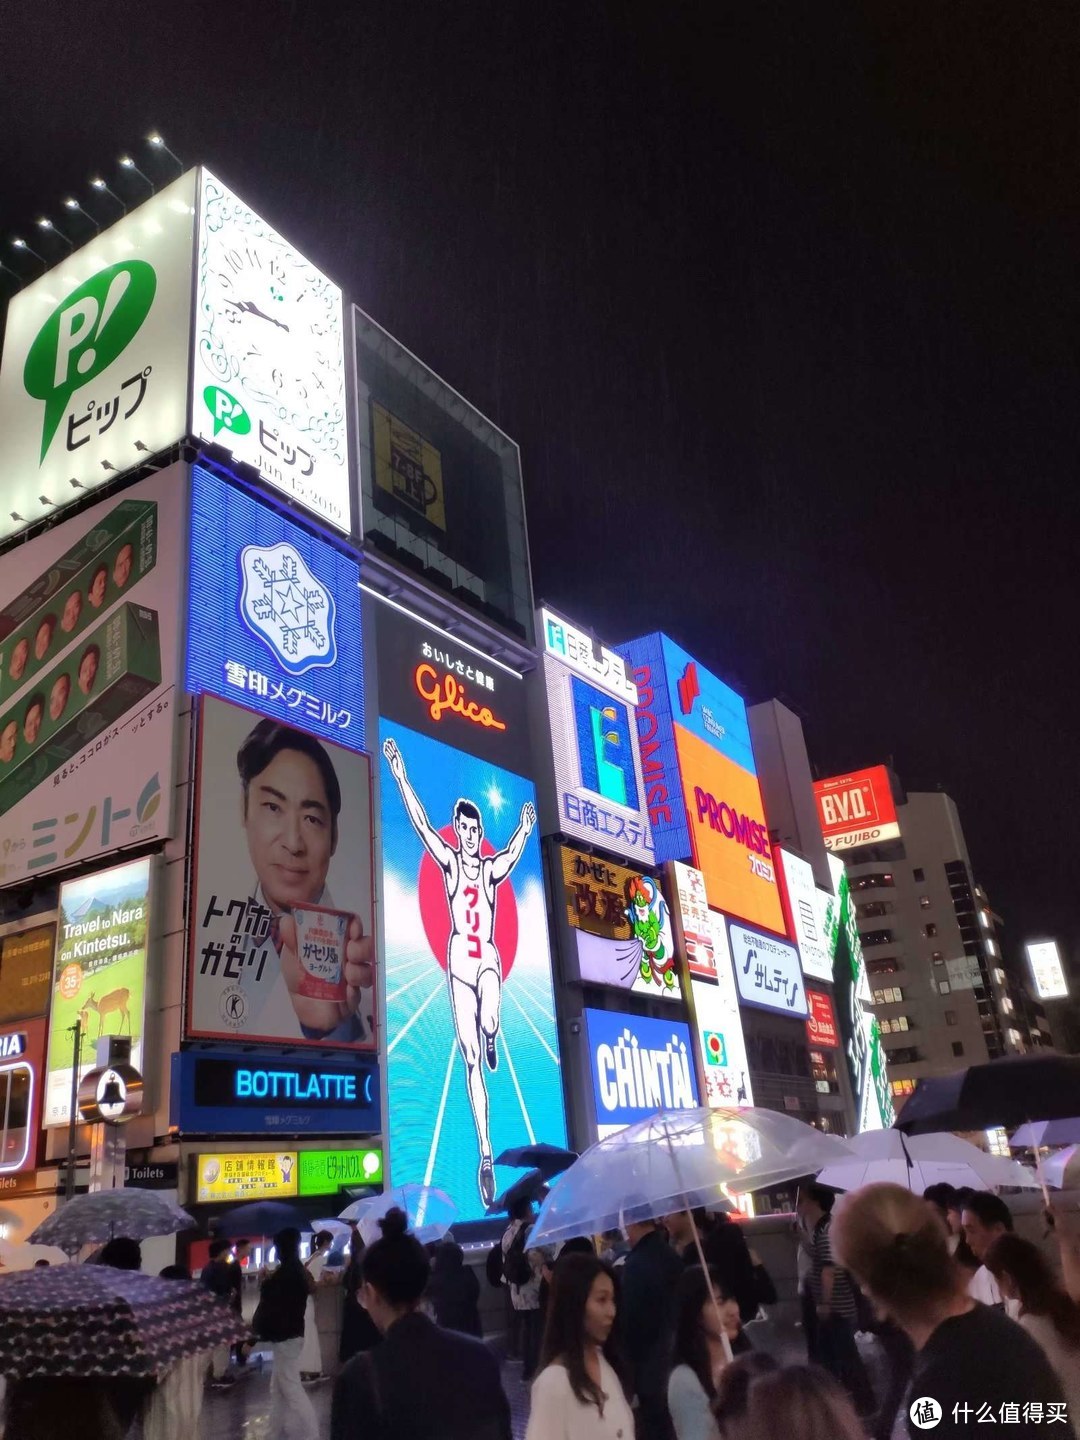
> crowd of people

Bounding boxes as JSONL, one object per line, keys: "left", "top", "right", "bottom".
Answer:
{"left": 1, "top": 1182, "right": 1078, "bottom": 1440}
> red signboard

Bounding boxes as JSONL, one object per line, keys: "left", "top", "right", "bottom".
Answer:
{"left": 813, "top": 765, "right": 899, "bottom": 852}
{"left": 805, "top": 989, "right": 839, "bottom": 1049}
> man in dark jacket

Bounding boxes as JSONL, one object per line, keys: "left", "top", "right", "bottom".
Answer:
{"left": 257, "top": 1228, "right": 318, "bottom": 1440}
{"left": 331, "top": 1308, "right": 511, "bottom": 1440}
{"left": 620, "top": 1217, "right": 684, "bottom": 1440}
{"left": 665, "top": 1207, "right": 759, "bottom": 1323}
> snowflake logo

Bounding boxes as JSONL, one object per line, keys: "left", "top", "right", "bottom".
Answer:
{"left": 238, "top": 542, "right": 338, "bottom": 676}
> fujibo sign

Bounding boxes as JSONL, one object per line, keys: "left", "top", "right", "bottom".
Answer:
{"left": 0, "top": 173, "right": 197, "bottom": 545}
{"left": 0, "top": 167, "right": 352, "bottom": 544}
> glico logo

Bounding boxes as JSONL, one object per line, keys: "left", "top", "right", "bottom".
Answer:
{"left": 414, "top": 664, "right": 507, "bottom": 732}
{"left": 694, "top": 787, "right": 770, "bottom": 856}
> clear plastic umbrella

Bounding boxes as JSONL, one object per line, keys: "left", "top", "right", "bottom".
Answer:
{"left": 1044, "top": 1146, "right": 1080, "bottom": 1189}
{"left": 528, "top": 1107, "right": 854, "bottom": 1249}
{"left": 816, "top": 1129, "right": 1040, "bottom": 1193}
{"left": 338, "top": 1185, "right": 456, "bottom": 1246}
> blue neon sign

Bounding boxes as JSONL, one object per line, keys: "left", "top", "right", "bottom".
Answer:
{"left": 186, "top": 465, "right": 365, "bottom": 752}
{"left": 171, "top": 1049, "right": 380, "bottom": 1136}
{"left": 615, "top": 632, "right": 689, "bottom": 863}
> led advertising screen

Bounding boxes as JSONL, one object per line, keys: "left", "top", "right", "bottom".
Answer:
{"left": 828, "top": 853, "right": 893, "bottom": 1130}
{"left": 374, "top": 601, "right": 530, "bottom": 773}
{"left": 44, "top": 855, "right": 152, "bottom": 1127}
{"left": 655, "top": 633, "right": 757, "bottom": 777}
{"left": 187, "top": 694, "right": 376, "bottom": 1050}
{"left": 559, "top": 845, "right": 679, "bottom": 1000}
{"left": 669, "top": 862, "right": 753, "bottom": 1109}
{"left": 1025, "top": 940, "right": 1068, "bottom": 1001}
{"left": 806, "top": 988, "right": 839, "bottom": 1049}
{"left": 171, "top": 1048, "right": 380, "bottom": 1136}
{"left": 677, "top": 726, "right": 785, "bottom": 934}
{"left": 0, "top": 173, "right": 197, "bottom": 545}
{"left": 814, "top": 765, "right": 900, "bottom": 852}
{"left": 0, "top": 1017, "right": 47, "bottom": 1175}
{"left": 0, "top": 923, "right": 55, "bottom": 1023}
{"left": 616, "top": 632, "right": 690, "bottom": 862}
{"left": 584, "top": 1008, "right": 699, "bottom": 1140}
{"left": 186, "top": 465, "right": 365, "bottom": 753}
{"left": 777, "top": 848, "right": 836, "bottom": 983}
{"left": 191, "top": 170, "right": 351, "bottom": 534}
{"left": 540, "top": 609, "right": 653, "bottom": 866}
{"left": 0, "top": 467, "right": 184, "bottom": 886}
{"left": 379, "top": 717, "right": 566, "bottom": 1220}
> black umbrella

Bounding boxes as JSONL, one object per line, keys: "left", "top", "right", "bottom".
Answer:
{"left": 211, "top": 1200, "right": 306, "bottom": 1238}
{"left": 495, "top": 1143, "right": 579, "bottom": 1180}
{"left": 488, "top": 1168, "right": 547, "bottom": 1215}
{"left": 895, "top": 1052, "right": 1080, "bottom": 1135}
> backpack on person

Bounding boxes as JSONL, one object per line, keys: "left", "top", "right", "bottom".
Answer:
{"left": 485, "top": 1243, "right": 504, "bottom": 1288}
{"left": 502, "top": 1224, "right": 533, "bottom": 1288}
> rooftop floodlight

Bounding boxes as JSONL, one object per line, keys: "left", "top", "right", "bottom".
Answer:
{"left": 11, "top": 237, "right": 45, "bottom": 263}
{"left": 62, "top": 197, "right": 100, "bottom": 232}
{"left": 146, "top": 131, "right": 182, "bottom": 169}
{"left": 118, "top": 154, "right": 152, "bottom": 189}
{"left": 36, "top": 217, "right": 72, "bottom": 252}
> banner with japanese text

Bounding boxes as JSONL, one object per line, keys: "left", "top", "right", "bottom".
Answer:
{"left": 0, "top": 466, "right": 185, "bottom": 886}
{"left": 559, "top": 844, "right": 680, "bottom": 1000}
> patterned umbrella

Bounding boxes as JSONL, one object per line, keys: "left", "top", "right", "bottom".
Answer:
{"left": 28, "top": 1190, "right": 195, "bottom": 1247}
{"left": 0, "top": 1267, "right": 246, "bottom": 1378}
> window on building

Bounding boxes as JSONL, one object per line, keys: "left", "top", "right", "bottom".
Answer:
{"left": 931, "top": 951, "right": 944, "bottom": 964}
{"left": 938, "top": 980, "right": 951, "bottom": 995}
{"left": 867, "top": 957, "right": 901, "bottom": 976}
{"left": 857, "top": 901, "right": 893, "bottom": 920}
{"left": 891, "top": 1078, "right": 917, "bottom": 1097}
{"left": 872, "top": 986, "right": 904, "bottom": 1005}
{"left": 851, "top": 872, "right": 895, "bottom": 891}
{"left": 879, "top": 1016, "right": 912, "bottom": 1034}
{"left": 889, "top": 1046, "right": 922, "bottom": 1066}
{"left": 809, "top": 1049, "right": 840, "bottom": 1096}
{"left": 919, "top": 896, "right": 932, "bottom": 909}
{"left": 924, "top": 923, "right": 937, "bottom": 938}
{"left": 912, "top": 868, "right": 925, "bottom": 883}
{"left": 945, "top": 1010, "right": 958, "bottom": 1026}
{"left": 861, "top": 930, "right": 894, "bottom": 948}
{"left": 951, "top": 1041, "right": 964, "bottom": 1058}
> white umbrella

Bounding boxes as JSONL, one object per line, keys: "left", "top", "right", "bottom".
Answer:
{"left": 816, "top": 1130, "right": 1040, "bottom": 1193}
{"left": 529, "top": 1106, "right": 854, "bottom": 1250}
{"left": 339, "top": 1185, "right": 456, "bottom": 1247}
{"left": 1043, "top": 1145, "right": 1080, "bottom": 1189}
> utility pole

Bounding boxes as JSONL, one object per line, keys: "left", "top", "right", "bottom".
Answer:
{"left": 64, "top": 1018, "right": 83, "bottom": 1201}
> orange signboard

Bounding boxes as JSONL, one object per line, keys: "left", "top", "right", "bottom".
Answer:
{"left": 813, "top": 765, "right": 899, "bottom": 852}
{"left": 674, "top": 724, "right": 785, "bottom": 935}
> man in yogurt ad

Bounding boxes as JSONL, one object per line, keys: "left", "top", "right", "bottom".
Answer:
{"left": 234, "top": 718, "right": 374, "bottom": 1044}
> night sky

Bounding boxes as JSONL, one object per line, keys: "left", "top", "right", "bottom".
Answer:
{"left": 2, "top": 3, "right": 1077, "bottom": 982}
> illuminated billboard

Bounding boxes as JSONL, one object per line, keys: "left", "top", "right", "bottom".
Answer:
{"left": 828, "top": 853, "right": 893, "bottom": 1130}
{"left": 777, "top": 848, "right": 836, "bottom": 983}
{"left": 669, "top": 862, "right": 753, "bottom": 1109}
{"left": 584, "top": 1008, "right": 699, "bottom": 1140}
{"left": 171, "top": 1048, "right": 380, "bottom": 1136}
{"left": 540, "top": 608, "right": 653, "bottom": 865}
{"left": 677, "top": 727, "right": 785, "bottom": 934}
{"left": 44, "top": 855, "right": 153, "bottom": 1127}
{"left": 559, "top": 845, "right": 679, "bottom": 999}
{"left": 187, "top": 694, "right": 376, "bottom": 1050}
{"left": 191, "top": 171, "right": 351, "bottom": 534}
{"left": 0, "top": 1017, "right": 46, "bottom": 1175}
{"left": 814, "top": 766, "right": 900, "bottom": 852}
{"left": 806, "top": 989, "right": 839, "bottom": 1049}
{"left": 1025, "top": 940, "right": 1068, "bottom": 1001}
{"left": 376, "top": 597, "right": 554, "bottom": 1215}
{"left": 186, "top": 465, "right": 365, "bottom": 752}
{"left": 0, "top": 173, "right": 197, "bottom": 545}
{"left": 0, "top": 924, "right": 55, "bottom": 1023}
{"left": 728, "top": 920, "right": 807, "bottom": 1017}
{"left": 613, "top": 632, "right": 688, "bottom": 861}
{"left": 0, "top": 467, "right": 185, "bottom": 886}
{"left": 380, "top": 718, "right": 566, "bottom": 1218}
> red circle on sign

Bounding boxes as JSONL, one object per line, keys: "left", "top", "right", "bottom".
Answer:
{"left": 418, "top": 826, "right": 519, "bottom": 978}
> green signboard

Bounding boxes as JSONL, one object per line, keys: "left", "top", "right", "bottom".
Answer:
{"left": 297, "top": 1148, "right": 383, "bottom": 1196}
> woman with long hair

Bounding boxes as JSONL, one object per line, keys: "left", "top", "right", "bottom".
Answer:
{"left": 338, "top": 1226, "right": 380, "bottom": 1363}
{"left": 831, "top": 1183, "right": 1070, "bottom": 1437}
{"left": 668, "top": 1266, "right": 751, "bottom": 1440}
{"left": 714, "top": 1365, "right": 865, "bottom": 1440}
{"left": 985, "top": 1233, "right": 1080, "bottom": 1415}
{"left": 526, "top": 1252, "right": 634, "bottom": 1440}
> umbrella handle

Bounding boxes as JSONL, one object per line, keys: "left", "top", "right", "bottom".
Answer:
{"left": 662, "top": 1125, "right": 734, "bottom": 1366}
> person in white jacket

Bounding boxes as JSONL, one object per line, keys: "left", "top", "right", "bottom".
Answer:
{"left": 526, "top": 1253, "right": 634, "bottom": 1440}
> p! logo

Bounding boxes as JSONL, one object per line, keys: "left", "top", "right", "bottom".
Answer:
{"left": 23, "top": 260, "right": 157, "bottom": 462}
{"left": 203, "top": 385, "right": 251, "bottom": 438}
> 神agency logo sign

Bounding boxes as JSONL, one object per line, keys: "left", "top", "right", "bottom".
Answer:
{"left": 23, "top": 261, "right": 157, "bottom": 462}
